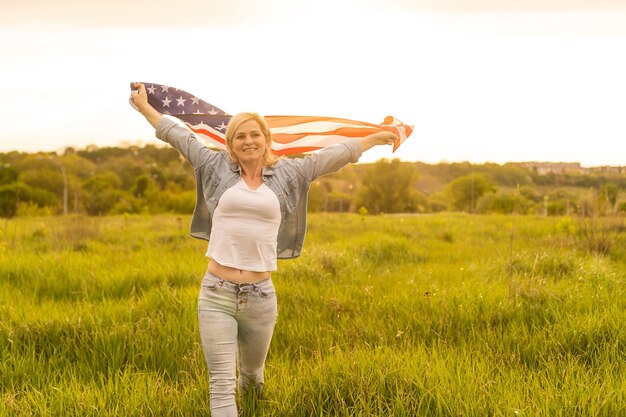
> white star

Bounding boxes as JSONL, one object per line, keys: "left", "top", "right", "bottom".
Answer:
{"left": 216, "top": 122, "right": 227, "bottom": 131}
{"left": 194, "top": 109, "right": 203, "bottom": 114}
{"left": 176, "top": 96, "right": 187, "bottom": 107}
{"left": 147, "top": 85, "right": 157, "bottom": 95}
{"left": 162, "top": 97, "right": 172, "bottom": 107}
{"left": 208, "top": 107, "right": 218, "bottom": 115}
{"left": 191, "top": 96, "right": 200, "bottom": 105}
{"left": 160, "top": 85, "right": 170, "bottom": 93}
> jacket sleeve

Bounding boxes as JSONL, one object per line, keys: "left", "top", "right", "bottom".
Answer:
{"left": 155, "top": 116, "right": 219, "bottom": 169}
{"left": 295, "top": 139, "right": 363, "bottom": 182}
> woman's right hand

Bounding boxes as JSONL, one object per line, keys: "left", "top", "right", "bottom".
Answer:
{"left": 130, "top": 82, "right": 163, "bottom": 129}
{"left": 130, "top": 82, "right": 149, "bottom": 112}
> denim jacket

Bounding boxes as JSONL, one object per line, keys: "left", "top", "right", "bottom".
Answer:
{"left": 156, "top": 116, "right": 363, "bottom": 259}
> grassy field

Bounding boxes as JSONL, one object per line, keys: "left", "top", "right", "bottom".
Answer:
{"left": 0, "top": 213, "right": 624, "bottom": 416}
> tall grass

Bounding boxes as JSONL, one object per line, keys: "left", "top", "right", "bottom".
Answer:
{"left": 1, "top": 213, "right": 624, "bottom": 416}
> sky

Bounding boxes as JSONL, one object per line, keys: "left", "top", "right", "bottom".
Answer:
{"left": 1, "top": 0, "right": 626, "bottom": 166}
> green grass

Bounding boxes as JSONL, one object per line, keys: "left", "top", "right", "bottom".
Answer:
{"left": 1, "top": 213, "right": 624, "bottom": 416}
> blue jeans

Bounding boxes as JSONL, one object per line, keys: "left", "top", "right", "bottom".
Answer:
{"left": 198, "top": 272, "right": 278, "bottom": 417}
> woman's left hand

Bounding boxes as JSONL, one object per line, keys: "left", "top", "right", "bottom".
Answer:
{"left": 359, "top": 131, "right": 399, "bottom": 153}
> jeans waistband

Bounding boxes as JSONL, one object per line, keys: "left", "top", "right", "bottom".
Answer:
{"left": 204, "top": 272, "right": 273, "bottom": 292}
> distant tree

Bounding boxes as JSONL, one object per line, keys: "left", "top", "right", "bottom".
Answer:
{"left": 477, "top": 191, "right": 533, "bottom": 215}
{"left": 61, "top": 154, "right": 96, "bottom": 179}
{"left": 518, "top": 185, "right": 541, "bottom": 203}
{"left": 435, "top": 162, "right": 474, "bottom": 182}
{"left": 356, "top": 158, "right": 419, "bottom": 214}
{"left": 326, "top": 190, "right": 353, "bottom": 212}
{"left": 132, "top": 174, "right": 154, "bottom": 199}
{"left": 0, "top": 164, "right": 18, "bottom": 186}
{"left": 0, "top": 183, "right": 57, "bottom": 218}
{"left": 489, "top": 163, "right": 532, "bottom": 187}
{"left": 82, "top": 173, "right": 123, "bottom": 215}
{"left": 77, "top": 146, "right": 131, "bottom": 163}
{"left": 426, "top": 191, "right": 449, "bottom": 212}
{"left": 545, "top": 189, "right": 578, "bottom": 216}
{"left": 307, "top": 181, "right": 327, "bottom": 212}
{"left": 18, "top": 155, "right": 65, "bottom": 196}
{"left": 17, "top": 153, "right": 94, "bottom": 214}
{"left": 149, "top": 166, "right": 167, "bottom": 190}
{"left": 445, "top": 174, "right": 495, "bottom": 213}
{"left": 0, "top": 184, "right": 22, "bottom": 217}
{"left": 137, "top": 144, "right": 181, "bottom": 165}
{"left": 101, "top": 156, "right": 145, "bottom": 190}
{"left": 150, "top": 190, "right": 195, "bottom": 214}
{"left": 600, "top": 182, "right": 619, "bottom": 211}
{"left": 59, "top": 154, "right": 96, "bottom": 213}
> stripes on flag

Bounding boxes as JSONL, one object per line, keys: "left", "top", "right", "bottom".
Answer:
{"left": 131, "top": 82, "right": 413, "bottom": 156}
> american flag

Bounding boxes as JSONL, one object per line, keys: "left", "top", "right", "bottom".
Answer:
{"left": 130, "top": 82, "right": 413, "bottom": 156}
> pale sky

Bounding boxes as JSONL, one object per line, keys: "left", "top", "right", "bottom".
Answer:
{"left": 1, "top": 0, "right": 626, "bottom": 166}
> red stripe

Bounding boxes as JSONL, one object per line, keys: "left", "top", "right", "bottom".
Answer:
{"left": 272, "top": 146, "right": 323, "bottom": 156}
{"left": 268, "top": 115, "right": 412, "bottom": 134}
{"left": 266, "top": 115, "right": 377, "bottom": 129}
{"left": 272, "top": 127, "right": 381, "bottom": 143}
{"left": 188, "top": 125, "right": 226, "bottom": 145}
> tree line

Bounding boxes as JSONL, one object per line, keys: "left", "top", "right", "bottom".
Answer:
{"left": 1, "top": 145, "right": 624, "bottom": 218}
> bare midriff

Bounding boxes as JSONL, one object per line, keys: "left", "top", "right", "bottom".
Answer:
{"left": 207, "top": 259, "right": 271, "bottom": 284}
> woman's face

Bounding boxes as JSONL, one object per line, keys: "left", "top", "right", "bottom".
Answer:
{"left": 232, "top": 119, "right": 267, "bottom": 165}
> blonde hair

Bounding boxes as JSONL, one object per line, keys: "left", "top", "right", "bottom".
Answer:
{"left": 225, "top": 112, "right": 278, "bottom": 166}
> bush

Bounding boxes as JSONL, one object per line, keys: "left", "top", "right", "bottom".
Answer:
{"left": 0, "top": 182, "right": 58, "bottom": 218}
{"left": 477, "top": 191, "right": 533, "bottom": 215}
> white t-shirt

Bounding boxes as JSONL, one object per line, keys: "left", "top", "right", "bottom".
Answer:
{"left": 206, "top": 178, "right": 281, "bottom": 272}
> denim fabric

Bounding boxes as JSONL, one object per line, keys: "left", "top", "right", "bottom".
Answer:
{"left": 155, "top": 116, "right": 363, "bottom": 259}
{"left": 198, "top": 272, "right": 278, "bottom": 417}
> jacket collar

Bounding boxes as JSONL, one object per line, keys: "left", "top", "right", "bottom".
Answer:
{"left": 228, "top": 161, "right": 278, "bottom": 177}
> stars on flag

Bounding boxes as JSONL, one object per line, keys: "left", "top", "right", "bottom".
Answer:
{"left": 139, "top": 83, "right": 229, "bottom": 120}
{"left": 134, "top": 82, "right": 232, "bottom": 147}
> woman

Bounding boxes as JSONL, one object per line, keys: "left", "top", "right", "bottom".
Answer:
{"left": 130, "top": 83, "right": 397, "bottom": 417}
